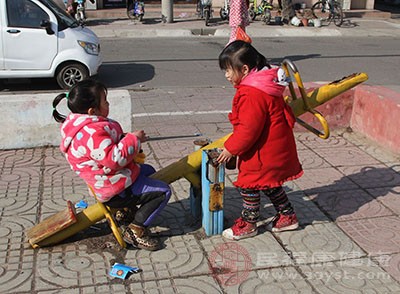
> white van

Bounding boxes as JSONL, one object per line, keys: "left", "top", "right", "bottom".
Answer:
{"left": 0, "top": 0, "right": 101, "bottom": 89}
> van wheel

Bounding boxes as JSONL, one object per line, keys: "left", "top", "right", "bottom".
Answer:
{"left": 56, "top": 63, "right": 88, "bottom": 90}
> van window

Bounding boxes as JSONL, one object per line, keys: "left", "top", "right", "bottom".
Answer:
{"left": 6, "top": 0, "right": 49, "bottom": 28}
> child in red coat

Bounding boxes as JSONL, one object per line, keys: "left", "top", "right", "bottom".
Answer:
{"left": 217, "top": 40, "right": 303, "bottom": 240}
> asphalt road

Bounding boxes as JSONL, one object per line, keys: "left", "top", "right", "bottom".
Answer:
{"left": 1, "top": 36, "right": 399, "bottom": 92}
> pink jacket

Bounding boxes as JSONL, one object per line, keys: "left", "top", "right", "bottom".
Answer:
{"left": 60, "top": 113, "right": 141, "bottom": 202}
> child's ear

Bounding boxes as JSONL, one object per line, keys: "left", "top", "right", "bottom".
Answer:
{"left": 242, "top": 65, "right": 250, "bottom": 76}
{"left": 88, "top": 108, "right": 96, "bottom": 115}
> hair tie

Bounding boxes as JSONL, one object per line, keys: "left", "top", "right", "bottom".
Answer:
{"left": 65, "top": 92, "right": 69, "bottom": 99}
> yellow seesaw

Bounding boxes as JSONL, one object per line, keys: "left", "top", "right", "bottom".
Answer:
{"left": 26, "top": 61, "right": 369, "bottom": 248}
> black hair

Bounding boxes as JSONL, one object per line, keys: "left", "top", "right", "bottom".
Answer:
{"left": 52, "top": 79, "right": 108, "bottom": 123}
{"left": 218, "top": 40, "right": 271, "bottom": 72}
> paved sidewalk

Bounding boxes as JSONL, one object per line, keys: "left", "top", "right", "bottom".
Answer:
{"left": 84, "top": 5, "right": 400, "bottom": 38}
{"left": 1, "top": 86, "right": 400, "bottom": 293}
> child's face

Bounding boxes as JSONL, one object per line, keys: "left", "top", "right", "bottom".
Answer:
{"left": 224, "top": 65, "right": 249, "bottom": 86}
{"left": 96, "top": 91, "right": 109, "bottom": 118}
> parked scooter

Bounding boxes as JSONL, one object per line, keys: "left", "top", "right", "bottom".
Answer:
{"left": 65, "top": 0, "right": 94, "bottom": 25}
{"left": 219, "top": 0, "right": 229, "bottom": 21}
{"left": 126, "top": 0, "right": 145, "bottom": 21}
{"left": 75, "top": 0, "right": 86, "bottom": 25}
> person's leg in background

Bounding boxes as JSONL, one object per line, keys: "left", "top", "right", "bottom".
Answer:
{"left": 228, "top": 0, "right": 250, "bottom": 44}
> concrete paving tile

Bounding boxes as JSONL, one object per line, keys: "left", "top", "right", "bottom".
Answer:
{"left": 41, "top": 186, "right": 91, "bottom": 217}
{"left": 373, "top": 253, "right": 400, "bottom": 283}
{"left": 337, "top": 216, "right": 400, "bottom": 256}
{"left": 129, "top": 275, "right": 222, "bottom": 293}
{"left": 367, "top": 186, "right": 400, "bottom": 215}
{"left": 285, "top": 193, "right": 331, "bottom": 225}
{"left": 299, "top": 259, "right": 400, "bottom": 293}
{"left": 201, "top": 237, "right": 293, "bottom": 270}
{"left": 311, "top": 147, "right": 381, "bottom": 167}
{"left": 220, "top": 267, "right": 314, "bottom": 293}
{"left": 35, "top": 245, "right": 111, "bottom": 291}
{"left": 0, "top": 148, "right": 43, "bottom": 169}
{"left": 297, "top": 149, "right": 332, "bottom": 169}
{"left": 42, "top": 164, "right": 84, "bottom": 189}
{"left": 148, "top": 139, "right": 197, "bottom": 159}
{"left": 0, "top": 167, "right": 41, "bottom": 216}
{"left": 197, "top": 122, "right": 233, "bottom": 138}
{"left": 306, "top": 189, "right": 394, "bottom": 221}
{"left": 337, "top": 164, "right": 400, "bottom": 189}
{"left": 0, "top": 216, "right": 36, "bottom": 293}
{"left": 43, "top": 147, "right": 66, "bottom": 167}
{"left": 0, "top": 166, "right": 41, "bottom": 190}
{"left": 81, "top": 285, "right": 129, "bottom": 293}
{"left": 151, "top": 199, "right": 196, "bottom": 236}
{"left": 149, "top": 120, "right": 201, "bottom": 136}
{"left": 293, "top": 167, "right": 358, "bottom": 193}
{"left": 123, "top": 235, "right": 210, "bottom": 281}
{"left": 37, "top": 289, "right": 81, "bottom": 293}
{"left": 342, "top": 131, "right": 400, "bottom": 164}
{"left": 275, "top": 223, "right": 365, "bottom": 265}
{"left": 296, "top": 132, "right": 354, "bottom": 149}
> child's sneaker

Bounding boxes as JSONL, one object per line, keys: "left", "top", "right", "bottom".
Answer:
{"left": 222, "top": 217, "right": 257, "bottom": 240}
{"left": 122, "top": 224, "right": 160, "bottom": 251}
{"left": 267, "top": 212, "right": 299, "bottom": 232}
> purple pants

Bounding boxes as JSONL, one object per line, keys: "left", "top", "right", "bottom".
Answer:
{"left": 105, "top": 164, "right": 171, "bottom": 227}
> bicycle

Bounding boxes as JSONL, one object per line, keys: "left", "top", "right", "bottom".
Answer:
{"left": 248, "top": 0, "right": 274, "bottom": 24}
{"left": 311, "top": 0, "right": 344, "bottom": 27}
{"left": 197, "top": 0, "right": 213, "bottom": 26}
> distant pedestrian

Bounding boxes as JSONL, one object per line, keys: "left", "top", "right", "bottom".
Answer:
{"left": 217, "top": 40, "right": 303, "bottom": 240}
{"left": 280, "top": 0, "right": 295, "bottom": 24}
{"left": 229, "top": 0, "right": 250, "bottom": 44}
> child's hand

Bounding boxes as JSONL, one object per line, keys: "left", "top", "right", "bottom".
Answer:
{"left": 132, "top": 130, "right": 147, "bottom": 143}
{"left": 217, "top": 148, "right": 233, "bottom": 163}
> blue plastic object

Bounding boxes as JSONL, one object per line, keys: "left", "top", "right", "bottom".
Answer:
{"left": 109, "top": 263, "right": 140, "bottom": 279}
{"left": 75, "top": 200, "right": 88, "bottom": 209}
{"left": 201, "top": 150, "right": 225, "bottom": 236}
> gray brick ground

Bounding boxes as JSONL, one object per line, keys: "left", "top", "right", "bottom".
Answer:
{"left": 0, "top": 86, "right": 399, "bottom": 293}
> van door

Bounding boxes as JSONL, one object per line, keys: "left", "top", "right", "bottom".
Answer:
{"left": 3, "top": 0, "right": 57, "bottom": 70}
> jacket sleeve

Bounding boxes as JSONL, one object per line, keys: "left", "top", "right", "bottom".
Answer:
{"left": 224, "top": 88, "right": 269, "bottom": 156}
{"left": 87, "top": 127, "right": 140, "bottom": 170}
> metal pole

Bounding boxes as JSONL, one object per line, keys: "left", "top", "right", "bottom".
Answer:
{"left": 161, "top": 0, "right": 174, "bottom": 23}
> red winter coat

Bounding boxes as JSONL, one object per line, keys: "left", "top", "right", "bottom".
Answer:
{"left": 224, "top": 67, "right": 303, "bottom": 189}
{"left": 60, "top": 113, "right": 141, "bottom": 202}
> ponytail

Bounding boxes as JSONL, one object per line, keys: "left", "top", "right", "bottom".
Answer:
{"left": 52, "top": 93, "right": 67, "bottom": 123}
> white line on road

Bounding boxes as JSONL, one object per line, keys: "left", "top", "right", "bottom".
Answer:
{"left": 132, "top": 110, "right": 230, "bottom": 117}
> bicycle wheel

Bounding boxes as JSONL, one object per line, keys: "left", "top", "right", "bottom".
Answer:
{"left": 332, "top": 3, "right": 343, "bottom": 27}
{"left": 248, "top": 7, "right": 256, "bottom": 21}
{"left": 262, "top": 9, "right": 271, "bottom": 24}
{"left": 205, "top": 8, "right": 210, "bottom": 26}
{"left": 311, "top": 1, "right": 331, "bottom": 25}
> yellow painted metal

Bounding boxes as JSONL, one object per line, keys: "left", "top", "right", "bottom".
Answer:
{"left": 87, "top": 185, "right": 126, "bottom": 248}
{"left": 97, "top": 201, "right": 127, "bottom": 248}
{"left": 29, "top": 68, "right": 369, "bottom": 248}
{"left": 282, "top": 59, "right": 330, "bottom": 139}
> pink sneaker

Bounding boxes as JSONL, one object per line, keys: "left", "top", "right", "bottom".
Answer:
{"left": 267, "top": 213, "right": 299, "bottom": 232}
{"left": 222, "top": 217, "right": 257, "bottom": 240}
